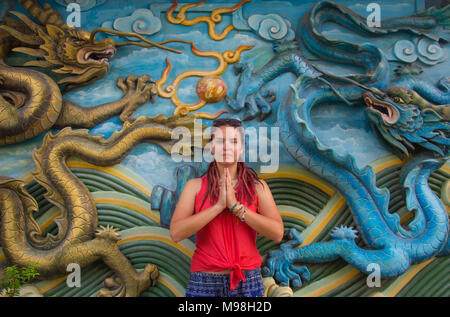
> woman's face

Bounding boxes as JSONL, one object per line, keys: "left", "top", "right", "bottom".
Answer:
{"left": 210, "top": 125, "right": 243, "bottom": 163}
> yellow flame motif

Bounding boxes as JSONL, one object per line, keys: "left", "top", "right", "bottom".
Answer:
{"left": 166, "top": 0, "right": 252, "bottom": 41}
{"left": 156, "top": 42, "right": 253, "bottom": 116}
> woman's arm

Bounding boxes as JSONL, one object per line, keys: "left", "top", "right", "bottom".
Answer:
{"left": 226, "top": 171, "right": 283, "bottom": 242}
{"left": 169, "top": 178, "right": 226, "bottom": 243}
{"left": 243, "top": 179, "right": 284, "bottom": 242}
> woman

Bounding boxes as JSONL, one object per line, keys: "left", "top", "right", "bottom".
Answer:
{"left": 170, "top": 117, "right": 284, "bottom": 297}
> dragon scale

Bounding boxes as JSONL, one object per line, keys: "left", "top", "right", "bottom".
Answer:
{"left": 0, "top": 113, "right": 211, "bottom": 296}
{"left": 226, "top": 0, "right": 449, "bottom": 287}
{"left": 0, "top": 0, "right": 162, "bottom": 146}
{"left": 275, "top": 82, "right": 448, "bottom": 275}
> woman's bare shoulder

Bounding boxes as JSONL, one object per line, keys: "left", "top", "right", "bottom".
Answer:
{"left": 254, "top": 178, "right": 269, "bottom": 194}
{"left": 185, "top": 177, "right": 202, "bottom": 194}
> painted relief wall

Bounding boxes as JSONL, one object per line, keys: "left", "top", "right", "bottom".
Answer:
{"left": 0, "top": 0, "right": 448, "bottom": 297}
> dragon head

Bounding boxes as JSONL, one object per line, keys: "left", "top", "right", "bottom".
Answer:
{"left": 1, "top": 9, "right": 117, "bottom": 91}
{"left": 40, "top": 26, "right": 117, "bottom": 91}
{"left": 363, "top": 86, "right": 449, "bottom": 158}
{"left": 1, "top": 2, "right": 182, "bottom": 92}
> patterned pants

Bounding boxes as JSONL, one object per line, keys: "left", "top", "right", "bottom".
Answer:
{"left": 185, "top": 268, "right": 265, "bottom": 297}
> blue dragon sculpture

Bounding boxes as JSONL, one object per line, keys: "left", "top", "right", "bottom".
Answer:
{"left": 226, "top": 0, "right": 450, "bottom": 288}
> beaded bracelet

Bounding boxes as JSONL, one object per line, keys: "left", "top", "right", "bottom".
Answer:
{"left": 230, "top": 201, "right": 242, "bottom": 214}
{"left": 231, "top": 203, "right": 242, "bottom": 214}
{"left": 235, "top": 205, "right": 245, "bottom": 218}
{"left": 229, "top": 202, "right": 239, "bottom": 213}
{"left": 229, "top": 201, "right": 247, "bottom": 222}
{"left": 233, "top": 204, "right": 244, "bottom": 216}
{"left": 240, "top": 207, "right": 247, "bottom": 222}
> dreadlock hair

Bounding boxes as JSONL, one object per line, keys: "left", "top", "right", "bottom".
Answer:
{"left": 197, "top": 118, "right": 264, "bottom": 211}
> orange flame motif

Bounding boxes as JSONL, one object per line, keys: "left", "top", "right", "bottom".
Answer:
{"left": 156, "top": 42, "right": 253, "bottom": 116}
{"left": 166, "top": 0, "right": 252, "bottom": 41}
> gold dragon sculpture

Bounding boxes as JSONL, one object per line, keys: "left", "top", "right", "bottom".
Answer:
{"left": 0, "top": 0, "right": 187, "bottom": 146}
{"left": 0, "top": 0, "right": 227, "bottom": 296}
{"left": 0, "top": 111, "right": 222, "bottom": 297}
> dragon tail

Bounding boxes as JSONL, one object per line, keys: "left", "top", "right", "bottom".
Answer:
{"left": 299, "top": 1, "right": 448, "bottom": 86}
{"left": 0, "top": 176, "right": 67, "bottom": 277}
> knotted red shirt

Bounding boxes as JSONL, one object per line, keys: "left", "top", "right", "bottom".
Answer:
{"left": 190, "top": 175, "right": 262, "bottom": 291}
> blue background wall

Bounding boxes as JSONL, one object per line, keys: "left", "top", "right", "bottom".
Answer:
{"left": 0, "top": 0, "right": 448, "bottom": 297}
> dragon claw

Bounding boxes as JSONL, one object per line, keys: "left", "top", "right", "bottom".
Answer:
{"left": 144, "top": 263, "right": 160, "bottom": 288}
{"left": 98, "top": 264, "right": 159, "bottom": 297}
{"left": 98, "top": 276, "right": 125, "bottom": 297}
{"left": 227, "top": 60, "right": 276, "bottom": 120}
{"left": 263, "top": 229, "right": 310, "bottom": 289}
{"left": 95, "top": 224, "right": 121, "bottom": 241}
{"left": 243, "top": 105, "right": 259, "bottom": 121}
{"left": 230, "top": 89, "right": 276, "bottom": 121}
{"left": 118, "top": 74, "right": 158, "bottom": 122}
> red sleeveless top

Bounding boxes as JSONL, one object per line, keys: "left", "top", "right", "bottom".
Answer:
{"left": 190, "top": 175, "right": 262, "bottom": 291}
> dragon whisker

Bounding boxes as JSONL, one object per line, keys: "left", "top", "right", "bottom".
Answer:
{"left": 89, "top": 27, "right": 189, "bottom": 54}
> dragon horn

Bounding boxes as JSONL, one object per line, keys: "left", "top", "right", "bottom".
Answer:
{"left": 9, "top": 10, "right": 41, "bottom": 33}
{"left": 19, "top": 0, "right": 66, "bottom": 29}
